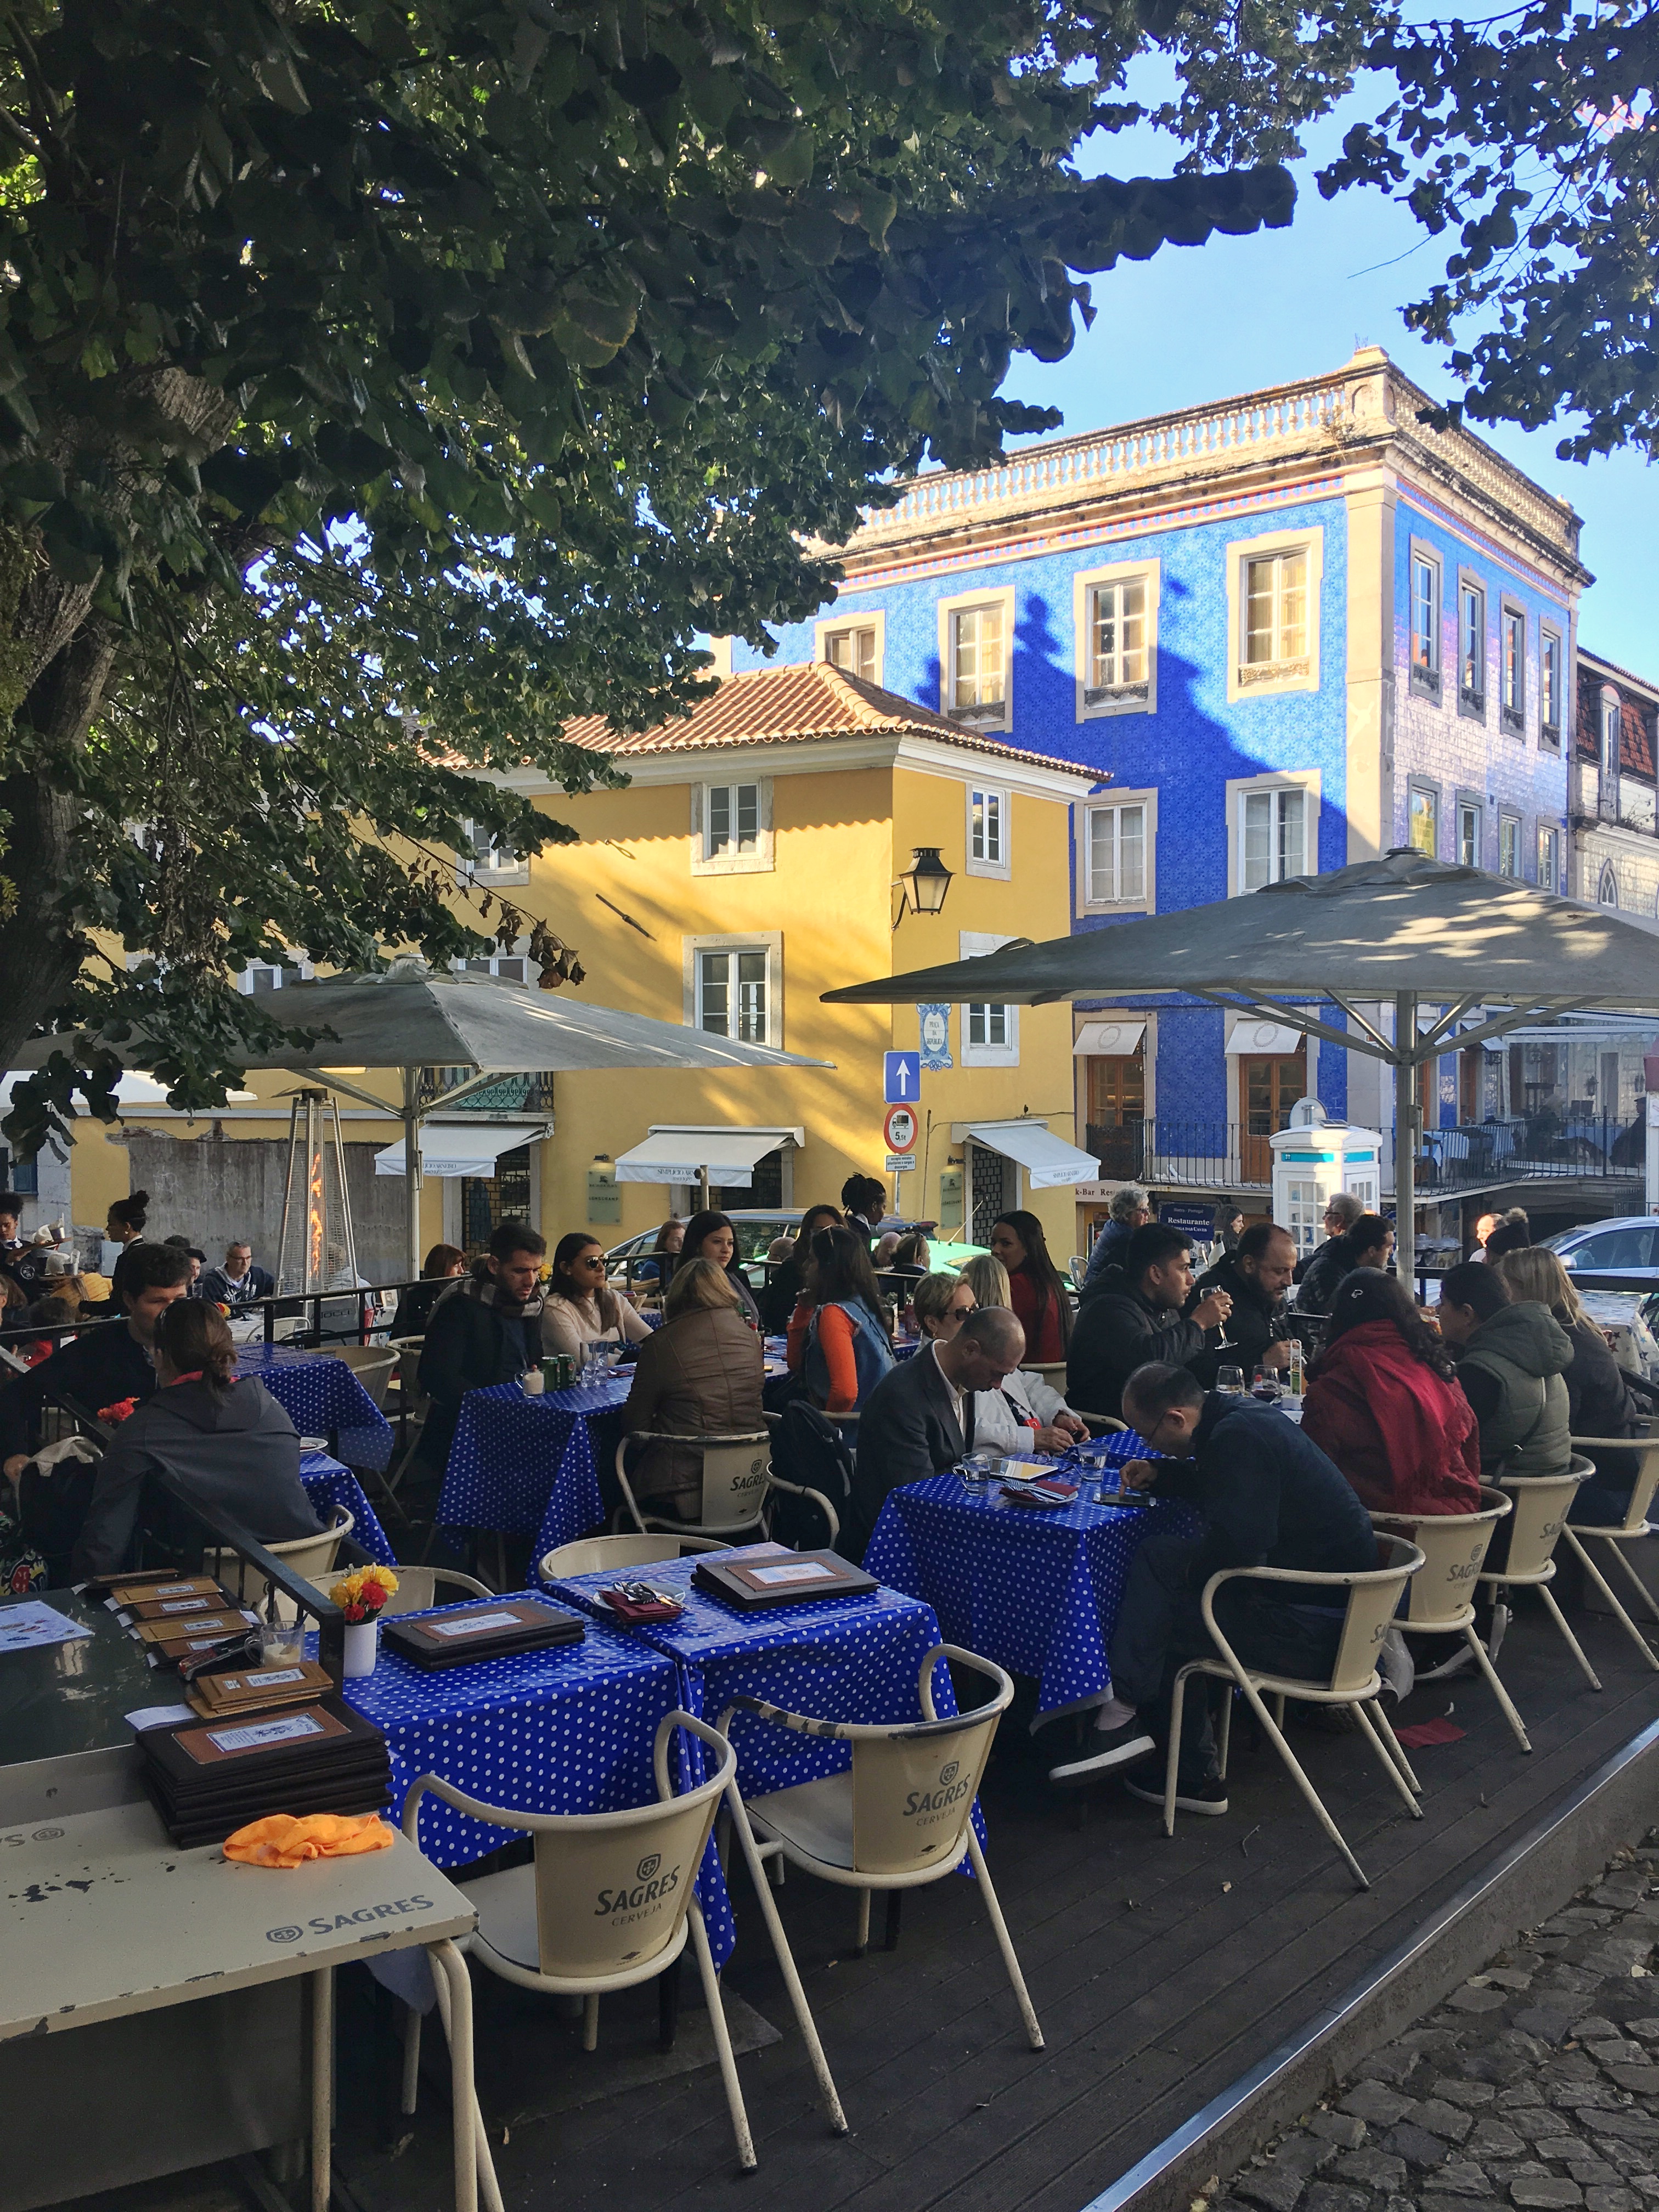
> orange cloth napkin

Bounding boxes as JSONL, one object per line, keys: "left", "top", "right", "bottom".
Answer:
{"left": 223, "top": 1812, "right": 396, "bottom": 1867}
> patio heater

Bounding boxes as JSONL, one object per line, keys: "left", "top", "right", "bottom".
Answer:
{"left": 274, "top": 1086, "right": 360, "bottom": 1298}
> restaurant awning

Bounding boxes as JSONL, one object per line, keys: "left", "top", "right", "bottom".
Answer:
{"left": 374, "top": 1120, "right": 553, "bottom": 1180}
{"left": 1225, "top": 1018, "right": 1306, "bottom": 1056}
{"left": 1073, "top": 1019, "right": 1146, "bottom": 1058}
{"left": 963, "top": 1120, "right": 1101, "bottom": 1190}
{"left": 614, "top": 1126, "right": 805, "bottom": 1188}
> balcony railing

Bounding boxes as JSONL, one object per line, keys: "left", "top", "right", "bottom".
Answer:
{"left": 1087, "top": 1116, "right": 1645, "bottom": 1197}
{"left": 416, "top": 1066, "right": 556, "bottom": 1113}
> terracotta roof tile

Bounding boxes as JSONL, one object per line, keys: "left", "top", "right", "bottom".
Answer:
{"left": 557, "top": 662, "right": 1078, "bottom": 775}
{"left": 1577, "top": 659, "right": 1658, "bottom": 779}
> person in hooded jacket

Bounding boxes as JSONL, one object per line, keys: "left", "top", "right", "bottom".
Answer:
{"left": 1496, "top": 1245, "right": 1645, "bottom": 1523}
{"left": 1436, "top": 1261, "right": 1573, "bottom": 1481}
{"left": 69, "top": 1298, "right": 322, "bottom": 1578}
{"left": 1300, "top": 1269, "right": 1482, "bottom": 1514}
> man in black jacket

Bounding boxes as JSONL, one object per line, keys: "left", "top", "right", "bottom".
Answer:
{"left": 1066, "top": 1223, "right": 1232, "bottom": 1421}
{"left": 415, "top": 1221, "right": 548, "bottom": 1474}
{"left": 1057, "top": 1361, "right": 1378, "bottom": 1807}
{"left": 0, "top": 1242, "right": 194, "bottom": 1475}
{"left": 1185, "top": 1221, "right": 1297, "bottom": 1379}
{"left": 848, "top": 1308, "right": 1025, "bottom": 1560}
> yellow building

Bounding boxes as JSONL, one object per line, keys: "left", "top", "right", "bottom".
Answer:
{"left": 14, "top": 664, "right": 1097, "bottom": 1274}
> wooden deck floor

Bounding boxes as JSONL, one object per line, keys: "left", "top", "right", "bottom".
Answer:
{"left": 309, "top": 1581, "right": 1659, "bottom": 2212}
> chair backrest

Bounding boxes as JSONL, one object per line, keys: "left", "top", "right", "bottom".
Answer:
{"left": 539, "top": 1533, "right": 727, "bottom": 1579}
{"left": 391, "top": 1339, "right": 428, "bottom": 1417}
{"left": 1498, "top": 1460, "right": 1588, "bottom": 1577}
{"left": 698, "top": 1432, "right": 773, "bottom": 1531}
{"left": 1570, "top": 1425, "right": 1659, "bottom": 1535}
{"left": 848, "top": 1645, "right": 1012, "bottom": 1877}
{"left": 1372, "top": 1492, "right": 1510, "bottom": 1630}
{"left": 1329, "top": 1534, "right": 1424, "bottom": 1695}
{"left": 372, "top": 1566, "right": 492, "bottom": 1617}
{"left": 1024, "top": 1362, "right": 1069, "bottom": 1387}
{"left": 335, "top": 1345, "right": 398, "bottom": 1408}
{"left": 212, "top": 1506, "right": 353, "bottom": 1616}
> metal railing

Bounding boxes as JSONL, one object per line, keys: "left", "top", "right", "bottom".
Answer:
{"left": 416, "top": 1065, "right": 556, "bottom": 1113}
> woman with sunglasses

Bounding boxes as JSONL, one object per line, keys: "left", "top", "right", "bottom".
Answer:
{"left": 912, "top": 1272, "right": 1086, "bottom": 1454}
{"left": 540, "top": 1232, "right": 652, "bottom": 1360}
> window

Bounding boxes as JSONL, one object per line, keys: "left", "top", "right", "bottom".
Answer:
{"left": 691, "top": 778, "right": 772, "bottom": 875}
{"left": 959, "top": 929, "right": 1019, "bottom": 1067}
{"left": 949, "top": 604, "right": 1006, "bottom": 718}
{"left": 1541, "top": 629, "right": 1564, "bottom": 747}
{"left": 1240, "top": 787, "right": 1308, "bottom": 891}
{"left": 1245, "top": 550, "right": 1307, "bottom": 668}
{"left": 1410, "top": 548, "right": 1442, "bottom": 698}
{"left": 461, "top": 951, "right": 532, "bottom": 984}
{"left": 1601, "top": 691, "right": 1622, "bottom": 818}
{"left": 1227, "top": 529, "right": 1321, "bottom": 699}
{"left": 1074, "top": 559, "right": 1159, "bottom": 720}
{"left": 822, "top": 625, "right": 876, "bottom": 684}
{"left": 1498, "top": 812, "right": 1522, "bottom": 879}
{"left": 1458, "top": 580, "right": 1486, "bottom": 714}
{"left": 1538, "top": 823, "right": 1560, "bottom": 893}
{"left": 1407, "top": 785, "right": 1439, "bottom": 859}
{"left": 1599, "top": 862, "right": 1621, "bottom": 909}
{"left": 966, "top": 783, "right": 1010, "bottom": 877}
{"left": 1085, "top": 801, "right": 1148, "bottom": 907}
{"left": 459, "top": 819, "right": 529, "bottom": 886}
{"left": 238, "top": 953, "right": 311, "bottom": 994}
{"left": 698, "top": 947, "right": 770, "bottom": 1042}
{"left": 1457, "top": 798, "right": 1482, "bottom": 870}
{"left": 1500, "top": 605, "right": 1526, "bottom": 733}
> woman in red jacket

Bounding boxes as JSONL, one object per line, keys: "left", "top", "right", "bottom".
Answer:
{"left": 1301, "top": 1269, "right": 1481, "bottom": 1514}
{"left": 988, "top": 1211, "right": 1073, "bottom": 1365}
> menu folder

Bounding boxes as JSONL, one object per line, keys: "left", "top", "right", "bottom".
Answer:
{"left": 691, "top": 1550, "right": 877, "bottom": 1610}
{"left": 381, "top": 1596, "right": 585, "bottom": 1671}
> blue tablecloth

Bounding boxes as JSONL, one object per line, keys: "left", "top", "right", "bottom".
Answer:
{"left": 338, "top": 1595, "right": 736, "bottom": 1963}
{"left": 237, "top": 1346, "right": 394, "bottom": 1472}
{"left": 437, "top": 1378, "right": 629, "bottom": 1561}
{"left": 299, "top": 1449, "right": 397, "bottom": 1568}
{"left": 865, "top": 1438, "right": 1201, "bottom": 1720}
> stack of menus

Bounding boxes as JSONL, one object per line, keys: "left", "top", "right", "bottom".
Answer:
{"left": 135, "top": 1698, "right": 391, "bottom": 1849}
{"left": 692, "top": 1550, "right": 877, "bottom": 1611}
{"left": 382, "top": 1596, "right": 585, "bottom": 1672}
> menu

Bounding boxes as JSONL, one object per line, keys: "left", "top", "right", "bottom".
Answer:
{"left": 0, "top": 1600, "right": 94, "bottom": 1655}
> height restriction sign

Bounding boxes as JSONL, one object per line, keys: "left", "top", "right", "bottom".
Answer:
{"left": 883, "top": 1104, "right": 918, "bottom": 1156}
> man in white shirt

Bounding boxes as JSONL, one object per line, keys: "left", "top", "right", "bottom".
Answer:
{"left": 848, "top": 1308, "right": 1026, "bottom": 1558}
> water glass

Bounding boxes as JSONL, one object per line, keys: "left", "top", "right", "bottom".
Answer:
{"left": 960, "top": 1452, "right": 1002, "bottom": 1487}
{"left": 1217, "top": 1365, "right": 1245, "bottom": 1396}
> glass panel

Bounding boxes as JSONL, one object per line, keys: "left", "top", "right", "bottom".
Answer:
{"left": 736, "top": 783, "right": 759, "bottom": 853}
{"left": 1244, "top": 559, "right": 1276, "bottom": 664}
{"left": 1544, "top": 635, "right": 1561, "bottom": 727}
{"left": 1499, "top": 818, "right": 1520, "bottom": 877}
{"left": 699, "top": 951, "right": 729, "bottom": 1034}
{"left": 708, "top": 785, "right": 731, "bottom": 856}
{"left": 826, "top": 628, "right": 875, "bottom": 681}
{"left": 968, "top": 1003, "right": 986, "bottom": 1047}
{"left": 1088, "top": 808, "right": 1116, "bottom": 902}
{"left": 1092, "top": 579, "right": 1148, "bottom": 687}
{"left": 1458, "top": 803, "right": 1480, "bottom": 868}
{"left": 1277, "top": 551, "right": 1307, "bottom": 660}
{"left": 1413, "top": 560, "right": 1437, "bottom": 670}
{"left": 972, "top": 789, "right": 1003, "bottom": 863}
{"left": 1503, "top": 611, "right": 1523, "bottom": 711}
{"left": 986, "top": 1004, "right": 1007, "bottom": 1047}
{"left": 735, "top": 950, "right": 768, "bottom": 1042}
{"left": 1278, "top": 788, "right": 1305, "bottom": 878}
{"left": 1242, "top": 789, "right": 1272, "bottom": 890}
{"left": 1119, "top": 804, "right": 1144, "bottom": 901}
{"left": 1461, "top": 586, "right": 1483, "bottom": 696}
{"left": 952, "top": 606, "right": 1004, "bottom": 709}
{"left": 1408, "top": 788, "right": 1438, "bottom": 857}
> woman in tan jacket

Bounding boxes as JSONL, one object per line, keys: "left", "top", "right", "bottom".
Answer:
{"left": 620, "top": 1258, "right": 765, "bottom": 1518}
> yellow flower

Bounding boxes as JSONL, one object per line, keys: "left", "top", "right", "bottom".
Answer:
{"left": 362, "top": 1564, "right": 399, "bottom": 1598}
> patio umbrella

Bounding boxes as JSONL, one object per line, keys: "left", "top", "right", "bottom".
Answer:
{"left": 18, "top": 957, "right": 833, "bottom": 1279}
{"left": 822, "top": 850, "right": 1659, "bottom": 1282}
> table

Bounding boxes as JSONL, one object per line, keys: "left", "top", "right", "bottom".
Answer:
{"left": 300, "top": 1448, "right": 397, "bottom": 1567}
{"left": 437, "top": 1376, "right": 628, "bottom": 1560}
{"left": 237, "top": 1344, "right": 395, "bottom": 1472}
{"left": 865, "top": 1443, "right": 1201, "bottom": 1721}
{"left": 338, "top": 1596, "right": 737, "bottom": 1964}
{"left": 0, "top": 1586, "right": 156, "bottom": 1767}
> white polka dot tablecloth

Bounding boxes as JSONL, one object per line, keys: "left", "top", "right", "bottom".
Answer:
{"left": 436, "top": 1378, "right": 628, "bottom": 1551}
{"left": 337, "top": 1596, "right": 737, "bottom": 1963}
{"left": 236, "top": 1345, "right": 396, "bottom": 1472}
{"left": 865, "top": 1447, "right": 1201, "bottom": 1718}
{"left": 298, "top": 1449, "right": 397, "bottom": 1567}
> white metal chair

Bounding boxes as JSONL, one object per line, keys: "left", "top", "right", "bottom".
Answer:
{"left": 335, "top": 1344, "right": 398, "bottom": 1409}
{"left": 1481, "top": 1459, "right": 1601, "bottom": 1689}
{"left": 1560, "top": 1427, "right": 1659, "bottom": 1673}
{"left": 1372, "top": 1486, "right": 1542, "bottom": 1751}
{"left": 1164, "top": 1535, "right": 1425, "bottom": 1889}
{"left": 210, "top": 1505, "right": 354, "bottom": 1622}
{"left": 400, "top": 1709, "right": 847, "bottom": 2175}
{"left": 720, "top": 1644, "right": 1043, "bottom": 2050}
{"left": 614, "top": 1430, "right": 839, "bottom": 1547}
{"left": 539, "top": 1533, "right": 729, "bottom": 1579}
{"left": 1024, "top": 1361, "right": 1070, "bottom": 1391}
{"left": 357, "top": 1565, "right": 490, "bottom": 1617}
{"left": 1079, "top": 1413, "right": 1127, "bottom": 1436}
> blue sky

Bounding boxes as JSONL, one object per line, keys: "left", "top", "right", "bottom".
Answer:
{"left": 998, "top": 77, "right": 1654, "bottom": 677}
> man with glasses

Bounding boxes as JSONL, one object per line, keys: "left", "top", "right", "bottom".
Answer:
{"left": 1052, "top": 1359, "right": 1375, "bottom": 1804}
{"left": 1066, "top": 1222, "right": 1232, "bottom": 1422}
{"left": 1293, "top": 1190, "right": 1364, "bottom": 1312}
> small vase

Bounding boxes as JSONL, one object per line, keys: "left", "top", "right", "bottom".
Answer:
{"left": 342, "top": 1619, "right": 379, "bottom": 1679}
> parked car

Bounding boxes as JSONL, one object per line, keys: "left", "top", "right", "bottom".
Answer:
{"left": 1576, "top": 1290, "right": 1659, "bottom": 1384}
{"left": 1543, "top": 1216, "right": 1659, "bottom": 1285}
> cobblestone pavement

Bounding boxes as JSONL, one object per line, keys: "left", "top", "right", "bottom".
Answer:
{"left": 1211, "top": 1833, "right": 1659, "bottom": 2212}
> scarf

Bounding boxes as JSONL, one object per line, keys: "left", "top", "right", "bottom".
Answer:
{"left": 458, "top": 1268, "right": 545, "bottom": 1322}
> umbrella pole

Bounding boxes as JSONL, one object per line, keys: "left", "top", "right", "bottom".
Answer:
{"left": 403, "top": 1066, "right": 422, "bottom": 1287}
{"left": 1394, "top": 990, "right": 1417, "bottom": 1295}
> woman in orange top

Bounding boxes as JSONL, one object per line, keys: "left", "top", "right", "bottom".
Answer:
{"left": 988, "top": 1211, "right": 1073, "bottom": 1365}
{"left": 786, "top": 1226, "right": 895, "bottom": 1413}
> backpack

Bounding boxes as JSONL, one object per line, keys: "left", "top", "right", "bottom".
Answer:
{"left": 768, "top": 1402, "right": 856, "bottom": 1555}
{"left": 15, "top": 1435, "right": 103, "bottom": 1567}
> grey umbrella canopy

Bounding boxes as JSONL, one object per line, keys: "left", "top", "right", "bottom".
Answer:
{"left": 822, "top": 851, "right": 1659, "bottom": 1282}
{"left": 21, "top": 958, "right": 833, "bottom": 1278}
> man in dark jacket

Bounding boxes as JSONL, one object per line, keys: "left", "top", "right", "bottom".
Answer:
{"left": 848, "top": 1308, "right": 1025, "bottom": 1560}
{"left": 1067, "top": 1223, "right": 1232, "bottom": 1420}
{"left": 199, "top": 1242, "right": 275, "bottom": 1310}
{"left": 1186, "top": 1222, "right": 1298, "bottom": 1378}
{"left": 0, "top": 1242, "right": 194, "bottom": 1474}
{"left": 1057, "top": 1361, "right": 1378, "bottom": 1808}
{"left": 415, "top": 1221, "right": 548, "bottom": 1474}
{"left": 1295, "top": 1212, "right": 1395, "bottom": 1318}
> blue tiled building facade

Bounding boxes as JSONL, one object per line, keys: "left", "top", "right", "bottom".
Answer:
{"left": 725, "top": 349, "right": 1587, "bottom": 1244}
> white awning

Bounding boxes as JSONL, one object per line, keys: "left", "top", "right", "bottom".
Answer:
{"left": 1073, "top": 1019, "right": 1147, "bottom": 1058}
{"left": 374, "top": 1121, "right": 547, "bottom": 1179}
{"left": 614, "top": 1126, "right": 803, "bottom": 1187}
{"left": 1224, "top": 1018, "right": 1306, "bottom": 1056}
{"left": 965, "top": 1120, "right": 1101, "bottom": 1190}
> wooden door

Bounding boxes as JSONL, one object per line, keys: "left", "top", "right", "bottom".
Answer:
{"left": 1085, "top": 1054, "right": 1146, "bottom": 1180}
{"left": 1239, "top": 1049, "right": 1306, "bottom": 1183}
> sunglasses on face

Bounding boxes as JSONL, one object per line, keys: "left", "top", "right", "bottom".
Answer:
{"left": 949, "top": 1300, "right": 977, "bottom": 1318}
{"left": 578, "top": 1255, "right": 606, "bottom": 1269}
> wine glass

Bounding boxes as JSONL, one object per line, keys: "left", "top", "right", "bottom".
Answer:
{"left": 1217, "top": 1365, "right": 1245, "bottom": 1396}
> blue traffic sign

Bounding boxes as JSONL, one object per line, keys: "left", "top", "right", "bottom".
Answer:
{"left": 884, "top": 1051, "right": 921, "bottom": 1104}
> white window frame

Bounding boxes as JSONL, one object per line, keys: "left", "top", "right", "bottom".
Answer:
{"left": 1599, "top": 861, "right": 1621, "bottom": 909}
{"left": 1541, "top": 624, "right": 1564, "bottom": 749}
{"left": 1498, "top": 809, "right": 1523, "bottom": 880}
{"left": 1072, "top": 557, "right": 1159, "bottom": 720}
{"left": 1457, "top": 571, "right": 1487, "bottom": 720}
{"left": 1227, "top": 771, "right": 1321, "bottom": 896}
{"left": 681, "top": 930, "right": 783, "bottom": 1047}
{"left": 690, "top": 776, "right": 774, "bottom": 877}
{"left": 455, "top": 940, "right": 534, "bottom": 986}
{"left": 458, "top": 818, "right": 530, "bottom": 888}
{"left": 1226, "top": 526, "right": 1322, "bottom": 703}
{"left": 815, "top": 608, "right": 885, "bottom": 690}
{"left": 937, "top": 584, "right": 1015, "bottom": 734}
{"left": 958, "top": 929, "right": 1019, "bottom": 1068}
{"left": 1499, "top": 600, "right": 1526, "bottom": 736}
{"left": 1601, "top": 689, "right": 1623, "bottom": 811}
{"left": 238, "top": 951, "right": 313, "bottom": 995}
{"left": 1455, "top": 792, "right": 1483, "bottom": 872}
{"left": 1079, "top": 788, "right": 1157, "bottom": 915}
{"left": 1538, "top": 822, "right": 1561, "bottom": 894}
{"left": 965, "top": 780, "right": 1012, "bottom": 881}
{"left": 1407, "top": 780, "right": 1441, "bottom": 860}
{"left": 1408, "top": 539, "right": 1443, "bottom": 701}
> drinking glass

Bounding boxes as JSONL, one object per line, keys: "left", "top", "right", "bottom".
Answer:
{"left": 1217, "top": 1365, "right": 1245, "bottom": 1396}
{"left": 960, "top": 1452, "right": 1002, "bottom": 1487}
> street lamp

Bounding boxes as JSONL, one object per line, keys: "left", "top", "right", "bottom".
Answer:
{"left": 894, "top": 847, "right": 953, "bottom": 926}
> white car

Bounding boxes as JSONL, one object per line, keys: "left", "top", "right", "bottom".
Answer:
{"left": 1576, "top": 1289, "right": 1659, "bottom": 1384}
